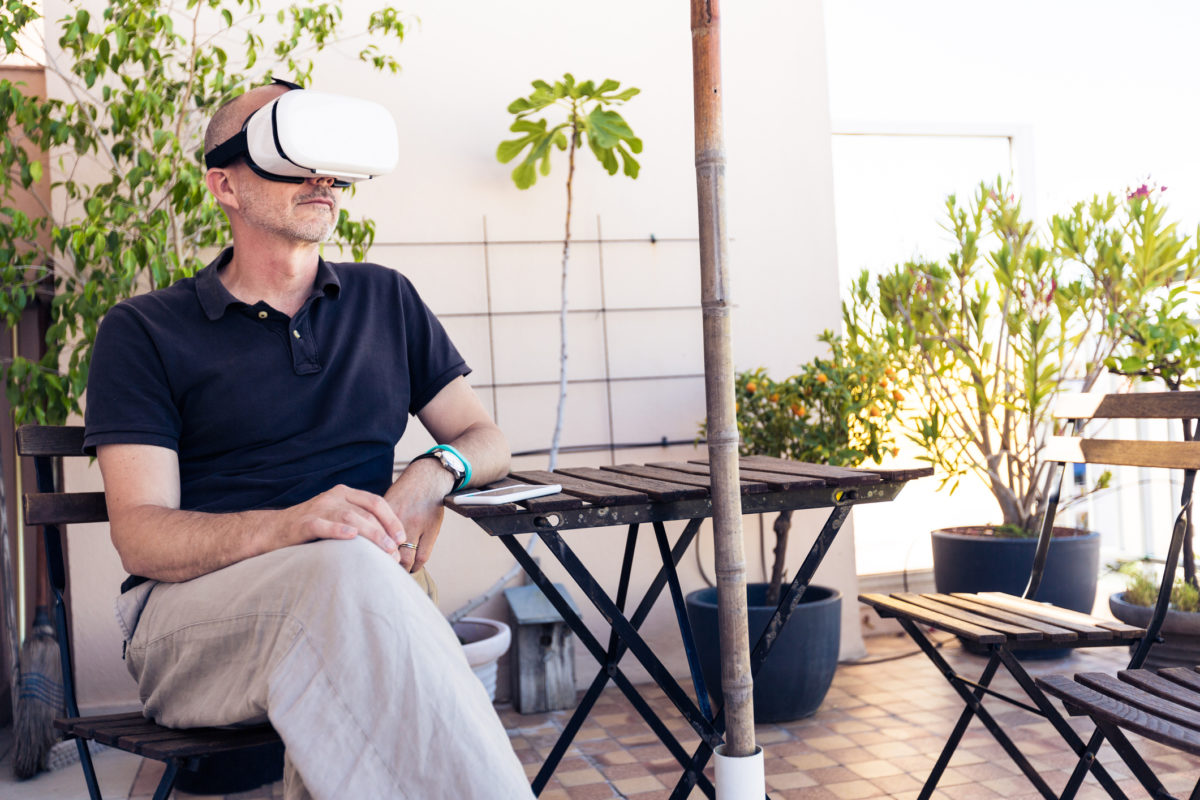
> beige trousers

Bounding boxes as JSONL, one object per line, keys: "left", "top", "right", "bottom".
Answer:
{"left": 116, "top": 537, "right": 533, "bottom": 800}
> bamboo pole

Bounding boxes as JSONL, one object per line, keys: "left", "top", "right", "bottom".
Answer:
{"left": 689, "top": 0, "right": 756, "bottom": 758}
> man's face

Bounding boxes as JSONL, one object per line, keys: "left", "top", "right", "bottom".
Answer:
{"left": 234, "top": 170, "right": 342, "bottom": 244}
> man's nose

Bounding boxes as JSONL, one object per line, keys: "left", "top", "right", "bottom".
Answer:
{"left": 308, "top": 175, "right": 336, "bottom": 187}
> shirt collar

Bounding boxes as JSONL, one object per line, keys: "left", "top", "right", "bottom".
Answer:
{"left": 195, "top": 247, "right": 342, "bottom": 321}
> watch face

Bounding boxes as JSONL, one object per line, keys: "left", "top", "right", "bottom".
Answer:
{"left": 436, "top": 448, "right": 465, "bottom": 476}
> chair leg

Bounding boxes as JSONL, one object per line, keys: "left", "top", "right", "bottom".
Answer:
{"left": 898, "top": 620, "right": 1059, "bottom": 800}
{"left": 1058, "top": 726, "right": 1118, "bottom": 800}
{"left": 995, "top": 650, "right": 1127, "bottom": 800}
{"left": 75, "top": 737, "right": 103, "bottom": 800}
{"left": 919, "top": 652, "right": 1002, "bottom": 799}
{"left": 1092, "top": 719, "right": 1176, "bottom": 800}
{"left": 153, "top": 759, "right": 181, "bottom": 800}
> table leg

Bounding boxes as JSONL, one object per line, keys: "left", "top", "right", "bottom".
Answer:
{"left": 670, "top": 502, "right": 853, "bottom": 797}
{"left": 499, "top": 526, "right": 720, "bottom": 797}
{"left": 654, "top": 520, "right": 713, "bottom": 721}
{"left": 536, "top": 528, "right": 721, "bottom": 745}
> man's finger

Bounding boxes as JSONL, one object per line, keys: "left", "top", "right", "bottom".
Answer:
{"left": 343, "top": 487, "right": 406, "bottom": 542}
{"left": 305, "top": 517, "right": 359, "bottom": 541}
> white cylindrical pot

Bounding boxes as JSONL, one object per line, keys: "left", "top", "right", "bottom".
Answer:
{"left": 713, "top": 744, "right": 764, "bottom": 800}
{"left": 453, "top": 617, "right": 512, "bottom": 701}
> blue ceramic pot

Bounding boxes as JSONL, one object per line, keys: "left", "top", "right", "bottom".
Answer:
{"left": 685, "top": 583, "right": 841, "bottom": 722}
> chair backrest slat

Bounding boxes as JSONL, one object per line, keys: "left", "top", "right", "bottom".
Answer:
{"left": 24, "top": 492, "right": 109, "bottom": 527}
{"left": 14, "top": 424, "right": 86, "bottom": 458}
{"left": 1043, "top": 437, "right": 1200, "bottom": 470}
{"left": 1053, "top": 391, "right": 1200, "bottom": 421}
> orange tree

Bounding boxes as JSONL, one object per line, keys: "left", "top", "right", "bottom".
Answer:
{"left": 724, "top": 330, "right": 902, "bottom": 604}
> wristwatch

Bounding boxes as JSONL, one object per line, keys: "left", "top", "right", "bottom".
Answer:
{"left": 411, "top": 445, "right": 471, "bottom": 492}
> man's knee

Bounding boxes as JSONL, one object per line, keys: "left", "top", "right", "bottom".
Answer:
{"left": 279, "top": 538, "right": 403, "bottom": 604}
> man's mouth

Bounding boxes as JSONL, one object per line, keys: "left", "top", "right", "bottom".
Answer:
{"left": 298, "top": 194, "right": 335, "bottom": 210}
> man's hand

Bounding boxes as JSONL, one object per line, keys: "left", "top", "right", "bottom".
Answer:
{"left": 99, "top": 444, "right": 409, "bottom": 581}
{"left": 386, "top": 459, "right": 453, "bottom": 572}
{"left": 388, "top": 376, "right": 511, "bottom": 573}
{"left": 284, "top": 484, "right": 408, "bottom": 562}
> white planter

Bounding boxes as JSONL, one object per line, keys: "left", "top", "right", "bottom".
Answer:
{"left": 453, "top": 617, "right": 512, "bottom": 701}
{"left": 714, "top": 744, "right": 764, "bottom": 799}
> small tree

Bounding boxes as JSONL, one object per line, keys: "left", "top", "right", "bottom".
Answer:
{"left": 1105, "top": 186, "right": 1200, "bottom": 591}
{"left": 719, "top": 331, "right": 902, "bottom": 604}
{"left": 844, "top": 179, "right": 1200, "bottom": 534}
{"left": 0, "top": 0, "right": 407, "bottom": 425}
{"left": 497, "top": 74, "right": 641, "bottom": 468}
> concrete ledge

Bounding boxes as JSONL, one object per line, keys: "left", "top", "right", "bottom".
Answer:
{"left": 856, "top": 568, "right": 935, "bottom": 638}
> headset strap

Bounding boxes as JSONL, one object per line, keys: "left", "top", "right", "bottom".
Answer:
{"left": 204, "top": 78, "right": 301, "bottom": 168}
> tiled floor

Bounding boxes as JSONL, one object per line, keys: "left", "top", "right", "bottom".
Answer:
{"left": 2, "top": 633, "right": 1196, "bottom": 799}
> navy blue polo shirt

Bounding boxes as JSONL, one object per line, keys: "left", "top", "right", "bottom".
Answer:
{"left": 83, "top": 248, "right": 469, "bottom": 515}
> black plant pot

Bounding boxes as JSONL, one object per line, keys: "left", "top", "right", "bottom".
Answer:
{"left": 931, "top": 526, "right": 1100, "bottom": 660}
{"left": 1109, "top": 592, "right": 1200, "bottom": 670}
{"left": 684, "top": 583, "right": 841, "bottom": 723}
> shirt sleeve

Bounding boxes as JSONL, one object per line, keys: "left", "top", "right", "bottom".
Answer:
{"left": 396, "top": 273, "right": 470, "bottom": 415}
{"left": 83, "top": 303, "right": 182, "bottom": 456}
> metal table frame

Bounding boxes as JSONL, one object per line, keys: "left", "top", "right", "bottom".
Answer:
{"left": 454, "top": 462, "right": 922, "bottom": 799}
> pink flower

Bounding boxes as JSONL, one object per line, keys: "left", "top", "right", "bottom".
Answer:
{"left": 1128, "top": 184, "right": 1152, "bottom": 199}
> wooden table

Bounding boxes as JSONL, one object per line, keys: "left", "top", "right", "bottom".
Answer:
{"left": 445, "top": 455, "right": 931, "bottom": 799}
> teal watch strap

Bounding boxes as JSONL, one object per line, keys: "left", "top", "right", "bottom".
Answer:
{"left": 425, "top": 443, "right": 471, "bottom": 492}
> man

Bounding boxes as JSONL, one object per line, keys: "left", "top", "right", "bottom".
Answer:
{"left": 83, "top": 81, "right": 535, "bottom": 799}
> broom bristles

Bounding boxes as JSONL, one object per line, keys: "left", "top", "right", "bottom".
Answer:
{"left": 12, "top": 609, "right": 64, "bottom": 779}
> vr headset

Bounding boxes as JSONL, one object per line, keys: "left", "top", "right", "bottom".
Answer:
{"left": 205, "top": 85, "right": 399, "bottom": 188}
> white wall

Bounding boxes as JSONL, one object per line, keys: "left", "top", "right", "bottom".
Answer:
{"left": 824, "top": 0, "right": 1200, "bottom": 574}
{"left": 826, "top": 0, "right": 1200, "bottom": 222}
{"left": 49, "top": 0, "right": 862, "bottom": 711}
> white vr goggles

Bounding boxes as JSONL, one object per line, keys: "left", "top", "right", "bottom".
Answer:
{"left": 205, "top": 84, "right": 399, "bottom": 187}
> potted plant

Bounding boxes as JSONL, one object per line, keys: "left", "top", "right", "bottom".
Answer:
{"left": 1102, "top": 193, "right": 1200, "bottom": 666}
{"left": 842, "top": 180, "right": 1200, "bottom": 649}
{"left": 687, "top": 330, "right": 902, "bottom": 721}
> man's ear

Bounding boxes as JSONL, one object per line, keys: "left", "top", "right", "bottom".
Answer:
{"left": 205, "top": 167, "right": 240, "bottom": 210}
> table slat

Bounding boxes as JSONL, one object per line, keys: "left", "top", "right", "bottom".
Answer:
{"left": 647, "top": 461, "right": 824, "bottom": 490}
{"left": 555, "top": 467, "right": 707, "bottom": 502}
{"left": 724, "top": 456, "right": 883, "bottom": 485}
{"left": 601, "top": 464, "right": 770, "bottom": 494}
{"left": 511, "top": 470, "right": 648, "bottom": 505}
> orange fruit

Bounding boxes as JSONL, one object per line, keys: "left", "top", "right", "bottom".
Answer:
{"left": 745, "top": 381, "right": 757, "bottom": 394}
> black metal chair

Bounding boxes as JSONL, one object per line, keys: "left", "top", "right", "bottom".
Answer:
{"left": 16, "top": 424, "right": 282, "bottom": 800}
{"left": 860, "top": 391, "right": 1199, "bottom": 800}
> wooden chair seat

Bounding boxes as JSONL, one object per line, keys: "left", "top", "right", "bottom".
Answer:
{"left": 857, "top": 391, "right": 1200, "bottom": 800}
{"left": 55, "top": 713, "right": 279, "bottom": 761}
{"left": 860, "top": 591, "right": 1145, "bottom": 647}
{"left": 1038, "top": 669, "right": 1200, "bottom": 794}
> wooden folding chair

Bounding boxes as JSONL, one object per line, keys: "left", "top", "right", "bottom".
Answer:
{"left": 1039, "top": 667, "right": 1200, "bottom": 799}
{"left": 860, "top": 391, "right": 1198, "bottom": 800}
{"left": 16, "top": 425, "right": 282, "bottom": 800}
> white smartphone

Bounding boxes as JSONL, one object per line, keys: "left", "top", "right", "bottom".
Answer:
{"left": 454, "top": 483, "right": 563, "bottom": 506}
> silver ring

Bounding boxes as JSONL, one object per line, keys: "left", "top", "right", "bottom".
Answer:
{"left": 399, "top": 542, "right": 418, "bottom": 550}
